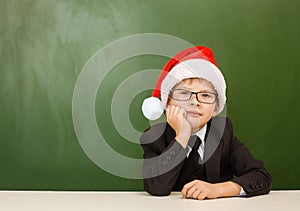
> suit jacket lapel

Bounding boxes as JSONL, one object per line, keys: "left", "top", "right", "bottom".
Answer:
{"left": 204, "top": 117, "right": 226, "bottom": 182}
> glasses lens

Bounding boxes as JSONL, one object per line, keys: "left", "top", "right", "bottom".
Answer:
{"left": 170, "top": 89, "right": 217, "bottom": 103}
{"left": 171, "top": 89, "right": 191, "bottom": 100}
{"left": 197, "top": 92, "right": 216, "bottom": 103}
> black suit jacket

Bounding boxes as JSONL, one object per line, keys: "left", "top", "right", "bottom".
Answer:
{"left": 140, "top": 117, "right": 272, "bottom": 197}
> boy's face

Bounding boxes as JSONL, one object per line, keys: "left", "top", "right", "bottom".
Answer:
{"left": 168, "top": 78, "right": 218, "bottom": 131}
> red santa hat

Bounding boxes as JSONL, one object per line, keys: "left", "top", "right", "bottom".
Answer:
{"left": 142, "top": 46, "right": 226, "bottom": 120}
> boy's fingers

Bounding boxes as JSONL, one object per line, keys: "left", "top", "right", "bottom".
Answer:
{"left": 197, "top": 192, "right": 207, "bottom": 200}
{"left": 182, "top": 180, "right": 197, "bottom": 198}
{"left": 166, "top": 107, "right": 170, "bottom": 117}
{"left": 170, "top": 105, "right": 181, "bottom": 119}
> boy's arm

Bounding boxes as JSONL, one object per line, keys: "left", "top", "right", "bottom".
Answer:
{"left": 230, "top": 138, "right": 272, "bottom": 197}
{"left": 141, "top": 105, "right": 191, "bottom": 196}
{"left": 227, "top": 119, "right": 272, "bottom": 197}
{"left": 141, "top": 137, "right": 188, "bottom": 196}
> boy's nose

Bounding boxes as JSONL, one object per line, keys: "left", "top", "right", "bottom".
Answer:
{"left": 190, "top": 94, "right": 200, "bottom": 106}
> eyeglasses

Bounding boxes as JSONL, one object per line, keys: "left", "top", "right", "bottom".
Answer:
{"left": 169, "top": 89, "right": 218, "bottom": 104}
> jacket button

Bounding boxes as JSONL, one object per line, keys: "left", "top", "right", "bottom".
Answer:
{"left": 162, "top": 160, "right": 169, "bottom": 166}
{"left": 250, "top": 182, "right": 257, "bottom": 189}
{"left": 170, "top": 151, "right": 176, "bottom": 156}
{"left": 258, "top": 181, "right": 264, "bottom": 187}
{"left": 166, "top": 156, "right": 172, "bottom": 161}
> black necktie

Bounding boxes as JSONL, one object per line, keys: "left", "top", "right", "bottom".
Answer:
{"left": 188, "top": 135, "right": 202, "bottom": 167}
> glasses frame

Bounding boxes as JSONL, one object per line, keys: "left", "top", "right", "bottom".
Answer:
{"left": 169, "top": 88, "right": 218, "bottom": 104}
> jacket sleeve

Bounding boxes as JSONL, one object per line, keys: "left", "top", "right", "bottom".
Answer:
{"left": 227, "top": 119, "right": 272, "bottom": 197}
{"left": 140, "top": 126, "right": 188, "bottom": 196}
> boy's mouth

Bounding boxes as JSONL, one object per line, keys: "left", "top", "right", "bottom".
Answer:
{"left": 187, "top": 111, "right": 202, "bottom": 117}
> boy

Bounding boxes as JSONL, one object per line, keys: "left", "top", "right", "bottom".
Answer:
{"left": 140, "top": 46, "right": 272, "bottom": 200}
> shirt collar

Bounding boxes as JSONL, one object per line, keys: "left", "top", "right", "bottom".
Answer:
{"left": 193, "top": 124, "right": 207, "bottom": 143}
{"left": 186, "top": 124, "right": 207, "bottom": 157}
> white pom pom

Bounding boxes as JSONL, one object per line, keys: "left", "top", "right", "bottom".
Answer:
{"left": 142, "top": 97, "right": 164, "bottom": 120}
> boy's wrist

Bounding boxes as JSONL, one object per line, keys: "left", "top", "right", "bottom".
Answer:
{"left": 215, "top": 182, "right": 241, "bottom": 198}
{"left": 175, "top": 132, "right": 191, "bottom": 148}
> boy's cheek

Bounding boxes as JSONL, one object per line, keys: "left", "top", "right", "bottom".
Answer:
{"left": 181, "top": 108, "right": 187, "bottom": 117}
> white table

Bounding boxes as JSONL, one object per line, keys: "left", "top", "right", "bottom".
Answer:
{"left": 0, "top": 190, "right": 299, "bottom": 211}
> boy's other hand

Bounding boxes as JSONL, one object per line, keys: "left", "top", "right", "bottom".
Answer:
{"left": 181, "top": 180, "right": 219, "bottom": 200}
{"left": 181, "top": 180, "right": 242, "bottom": 200}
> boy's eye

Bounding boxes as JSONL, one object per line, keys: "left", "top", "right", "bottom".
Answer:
{"left": 179, "top": 90, "right": 190, "bottom": 95}
{"left": 200, "top": 93, "right": 213, "bottom": 98}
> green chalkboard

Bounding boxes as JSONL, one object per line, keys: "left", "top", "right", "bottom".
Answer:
{"left": 0, "top": 0, "right": 299, "bottom": 190}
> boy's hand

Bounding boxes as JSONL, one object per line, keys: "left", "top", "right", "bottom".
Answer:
{"left": 181, "top": 180, "right": 242, "bottom": 200}
{"left": 166, "top": 105, "right": 191, "bottom": 148}
{"left": 181, "top": 180, "right": 219, "bottom": 200}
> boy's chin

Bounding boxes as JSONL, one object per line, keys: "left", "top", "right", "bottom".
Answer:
{"left": 188, "top": 118, "right": 203, "bottom": 129}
